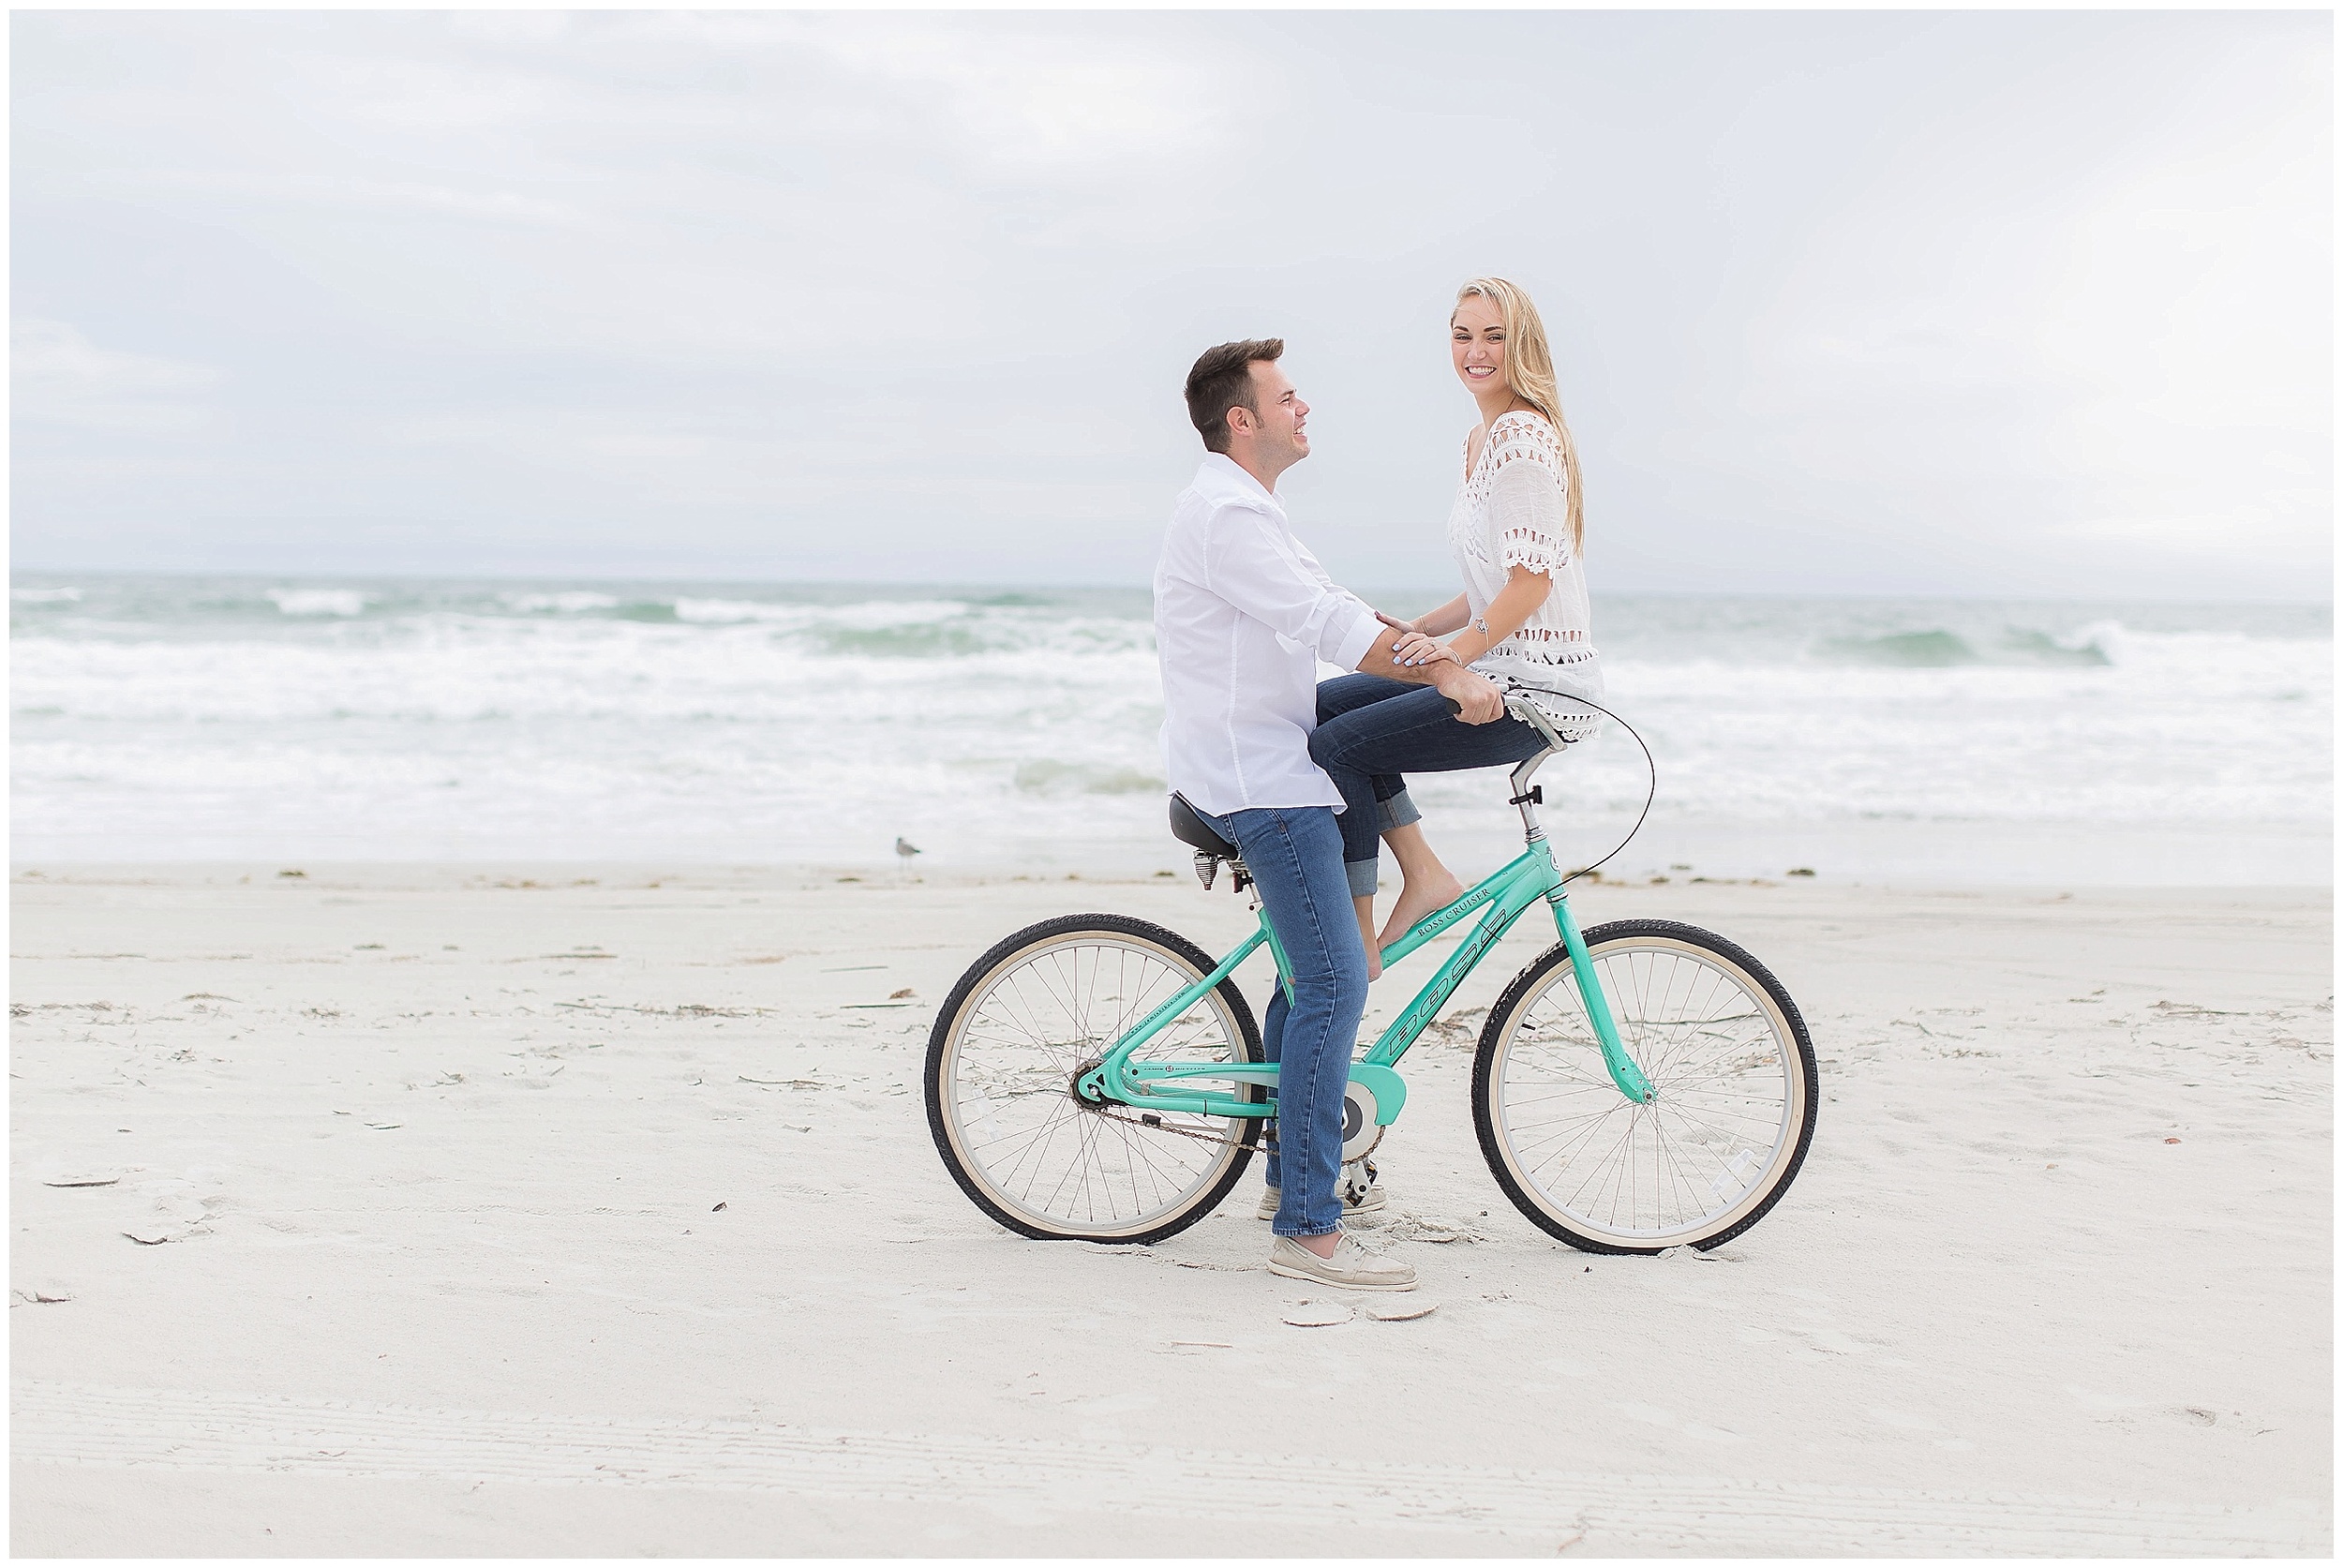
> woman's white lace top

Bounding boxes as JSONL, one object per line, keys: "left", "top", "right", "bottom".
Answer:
{"left": 1445, "top": 410, "right": 1603, "bottom": 739}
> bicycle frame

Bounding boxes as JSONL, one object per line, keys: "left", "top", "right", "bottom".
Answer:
{"left": 1073, "top": 701, "right": 1654, "bottom": 1121}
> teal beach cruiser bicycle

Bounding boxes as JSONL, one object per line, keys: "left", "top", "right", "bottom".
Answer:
{"left": 925, "top": 696, "right": 1817, "bottom": 1254}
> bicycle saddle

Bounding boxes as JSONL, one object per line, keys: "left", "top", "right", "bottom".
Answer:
{"left": 1168, "top": 793, "right": 1239, "bottom": 859}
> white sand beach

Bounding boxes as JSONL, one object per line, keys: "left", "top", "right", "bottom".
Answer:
{"left": 9, "top": 865, "right": 2332, "bottom": 1556}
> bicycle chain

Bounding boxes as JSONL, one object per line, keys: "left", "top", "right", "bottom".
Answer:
{"left": 1085, "top": 1103, "right": 1275, "bottom": 1156}
{"left": 1085, "top": 1105, "right": 1377, "bottom": 1207}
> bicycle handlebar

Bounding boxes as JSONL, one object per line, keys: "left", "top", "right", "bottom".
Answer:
{"left": 1440, "top": 693, "right": 1572, "bottom": 754}
{"left": 1435, "top": 689, "right": 1656, "bottom": 886}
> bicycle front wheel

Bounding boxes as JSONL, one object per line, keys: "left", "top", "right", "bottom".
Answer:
{"left": 924, "top": 913, "right": 1264, "bottom": 1244}
{"left": 1473, "top": 919, "right": 1817, "bottom": 1253}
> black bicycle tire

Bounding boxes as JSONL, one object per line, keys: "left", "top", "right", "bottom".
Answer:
{"left": 1471, "top": 918, "right": 1819, "bottom": 1255}
{"left": 924, "top": 912, "right": 1265, "bottom": 1245}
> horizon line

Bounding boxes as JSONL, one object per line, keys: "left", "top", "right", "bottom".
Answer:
{"left": 6, "top": 565, "right": 2335, "bottom": 611}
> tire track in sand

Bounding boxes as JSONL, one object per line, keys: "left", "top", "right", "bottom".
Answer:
{"left": 12, "top": 1381, "right": 2325, "bottom": 1555}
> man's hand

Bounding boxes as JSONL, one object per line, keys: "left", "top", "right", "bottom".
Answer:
{"left": 1434, "top": 663, "right": 1505, "bottom": 724}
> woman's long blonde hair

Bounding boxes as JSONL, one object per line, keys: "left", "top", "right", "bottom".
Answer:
{"left": 1455, "top": 276, "right": 1584, "bottom": 553}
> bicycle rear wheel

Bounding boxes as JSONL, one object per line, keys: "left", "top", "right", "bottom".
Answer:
{"left": 925, "top": 913, "right": 1264, "bottom": 1244}
{"left": 1473, "top": 919, "right": 1817, "bottom": 1253}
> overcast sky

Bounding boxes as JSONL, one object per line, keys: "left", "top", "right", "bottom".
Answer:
{"left": 11, "top": 9, "right": 2332, "bottom": 599}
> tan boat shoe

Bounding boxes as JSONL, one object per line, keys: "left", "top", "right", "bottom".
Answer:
{"left": 1267, "top": 1232, "right": 1417, "bottom": 1292}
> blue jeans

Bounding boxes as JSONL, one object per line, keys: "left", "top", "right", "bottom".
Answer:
{"left": 1309, "top": 674, "right": 1548, "bottom": 894}
{"left": 1185, "top": 801, "right": 1364, "bottom": 1239}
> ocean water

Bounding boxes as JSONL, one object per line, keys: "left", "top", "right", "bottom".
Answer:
{"left": 9, "top": 575, "right": 2331, "bottom": 885}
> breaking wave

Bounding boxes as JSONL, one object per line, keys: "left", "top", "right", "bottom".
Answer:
{"left": 9, "top": 575, "right": 2331, "bottom": 873}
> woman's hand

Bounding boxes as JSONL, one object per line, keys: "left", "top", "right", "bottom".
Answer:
{"left": 1377, "top": 611, "right": 1458, "bottom": 668}
{"left": 1388, "top": 629, "right": 1456, "bottom": 668}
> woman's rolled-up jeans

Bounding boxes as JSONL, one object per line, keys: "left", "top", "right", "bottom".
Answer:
{"left": 1308, "top": 674, "right": 1550, "bottom": 897}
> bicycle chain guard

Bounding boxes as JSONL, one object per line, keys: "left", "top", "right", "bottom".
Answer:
{"left": 1339, "top": 1081, "right": 1385, "bottom": 1164}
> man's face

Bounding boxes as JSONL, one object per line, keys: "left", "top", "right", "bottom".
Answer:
{"left": 1237, "top": 360, "right": 1309, "bottom": 471}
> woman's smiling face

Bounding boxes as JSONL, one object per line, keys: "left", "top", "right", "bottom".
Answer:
{"left": 1452, "top": 293, "right": 1508, "bottom": 396}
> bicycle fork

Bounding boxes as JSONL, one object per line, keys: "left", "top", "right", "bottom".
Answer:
{"left": 1514, "top": 761, "right": 1652, "bottom": 1106}
{"left": 1549, "top": 885, "right": 1653, "bottom": 1103}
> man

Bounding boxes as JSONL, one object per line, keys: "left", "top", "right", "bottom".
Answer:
{"left": 1154, "top": 338, "right": 1503, "bottom": 1291}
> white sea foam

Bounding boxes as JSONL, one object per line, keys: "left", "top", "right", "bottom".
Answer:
{"left": 266, "top": 588, "right": 368, "bottom": 617}
{"left": 8, "top": 578, "right": 2330, "bottom": 878}
{"left": 11, "top": 587, "right": 82, "bottom": 605}
{"left": 498, "top": 590, "right": 619, "bottom": 614}
{"left": 670, "top": 596, "right": 794, "bottom": 624}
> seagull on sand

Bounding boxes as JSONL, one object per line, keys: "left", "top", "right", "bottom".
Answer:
{"left": 895, "top": 837, "right": 922, "bottom": 870}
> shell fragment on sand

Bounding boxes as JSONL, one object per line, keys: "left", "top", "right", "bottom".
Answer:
{"left": 1280, "top": 1301, "right": 1352, "bottom": 1328}
{"left": 1367, "top": 1301, "right": 1439, "bottom": 1322}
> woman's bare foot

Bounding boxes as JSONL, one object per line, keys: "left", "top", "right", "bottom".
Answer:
{"left": 1352, "top": 895, "right": 1383, "bottom": 980}
{"left": 1378, "top": 867, "right": 1465, "bottom": 950}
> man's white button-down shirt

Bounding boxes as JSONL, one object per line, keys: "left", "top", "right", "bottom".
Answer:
{"left": 1153, "top": 454, "right": 1382, "bottom": 816}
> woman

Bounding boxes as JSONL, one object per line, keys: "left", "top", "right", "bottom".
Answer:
{"left": 1311, "top": 276, "right": 1604, "bottom": 976}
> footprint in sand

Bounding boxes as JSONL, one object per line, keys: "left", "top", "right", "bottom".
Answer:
{"left": 1868, "top": 1406, "right": 1937, "bottom": 1432}
{"left": 1613, "top": 1401, "right": 1748, "bottom": 1443}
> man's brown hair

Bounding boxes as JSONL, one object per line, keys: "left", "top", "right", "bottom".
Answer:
{"left": 1184, "top": 338, "right": 1283, "bottom": 454}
